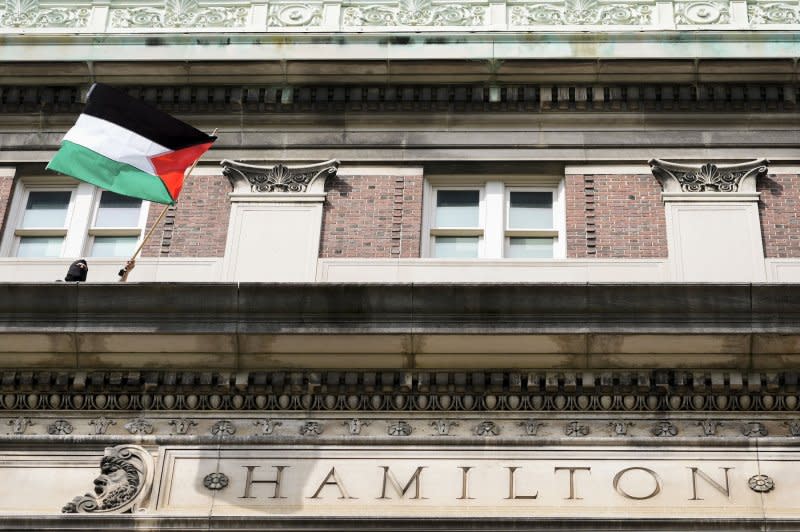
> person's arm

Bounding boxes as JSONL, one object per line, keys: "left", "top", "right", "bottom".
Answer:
{"left": 118, "top": 259, "right": 135, "bottom": 282}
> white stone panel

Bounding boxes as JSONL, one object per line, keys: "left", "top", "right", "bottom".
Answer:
{"left": 150, "top": 446, "right": 781, "bottom": 518}
{"left": 223, "top": 202, "right": 324, "bottom": 282}
{"left": 665, "top": 201, "right": 766, "bottom": 282}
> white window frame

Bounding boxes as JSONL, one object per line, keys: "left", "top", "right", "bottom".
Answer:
{"left": 425, "top": 185, "right": 485, "bottom": 258}
{"left": 504, "top": 184, "right": 566, "bottom": 259}
{"left": 0, "top": 176, "right": 150, "bottom": 258}
{"left": 84, "top": 190, "right": 150, "bottom": 258}
{"left": 423, "top": 177, "right": 565, "bottom": 259}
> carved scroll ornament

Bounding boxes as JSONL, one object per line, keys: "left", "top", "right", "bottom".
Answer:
{"left": 62, "top": 445, "right": 154, "bottom": 514}
{"left": 649, "top": 158, "right": 768, "bottom": 193}
{"left": 222, "top": 159, "right": 340, "bottom": 194}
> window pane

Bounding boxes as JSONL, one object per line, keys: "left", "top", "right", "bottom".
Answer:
{"left": 509, "top": 191, "right": 552, "bottom": 229}
{"left": 90, "top": 236, "right": 138, "bottom": 257}
{"left": 17, "top": 236, "right": 64, "bottom": 257}
{"left": 95, "top": 191, "right": 142, "bottom": 228}
{"left": 435, "top": 190, "right": 479, "bottom": 227}
{"left": 21, "top": 191, "right": 71, "bottom": 228}
{"left": 434, "top": 236, "right": 479, "bottom": 258}
{"left": 507, "top": 237, "right": 553, "bottom": 258}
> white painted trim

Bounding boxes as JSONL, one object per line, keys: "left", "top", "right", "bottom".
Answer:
{"left": 316, "top": 258, "right": 669, "bottom": 283}
{"left": 564, "top": 165, "right": 653, "bottom": 175}
{"left": 228, "top": 192, "right": 327, "bottom": 203}
{"left": 768, "top": 166, "right": 800, "bottom": 174}
{"left": 337, "top": 166, "right": 425, "bottom": 177}
{"left": 661, "top": 192, "right": 761, "bottom": 202}
{"left": 188, "top": 165, "right": 225, "bottom": 177}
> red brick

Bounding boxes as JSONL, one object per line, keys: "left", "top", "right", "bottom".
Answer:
{"left": 320, "top": 174, "right": 423, "bottom": 258}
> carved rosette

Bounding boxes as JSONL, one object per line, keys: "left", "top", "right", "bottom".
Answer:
{"left": 62, "top": 445, "right": 154, "bottom": 514}
{"left": 268, "top": 3, "right": 323, "bottom": 26}
{"left": 747, "top": 0, "right": 799, "bottom": 22}
{"left": 343, "top": 0, "right": 486, "bottom": 26}
{"left": 222, "top": 159, "right": 340, "bottom": 194}
{"left": 510, "top": 0, "right": 652, "bottom": 25}
{"left": 649, "top": 159, "right": 768, "bottom": 194}
{"left": 674, "top": 0, "right": 731, "bottom": 23}
{"left": 110, "top": 0, "right": 249, "bottom": 28}
{"left": 0, "top": 0, "right": 89, "bottom": 28}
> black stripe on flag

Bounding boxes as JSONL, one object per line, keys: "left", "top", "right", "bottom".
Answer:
{"left": 82, "top": 83, "right": 216, "bottom": 151}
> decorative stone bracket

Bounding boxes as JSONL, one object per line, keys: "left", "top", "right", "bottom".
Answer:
{"left": 62, "top": 444, "right": 154, "bottom": 514}
{"left": 222, "top": 159, "right": 339, "bottom": 196}
{"left": 649, "top": 158, "right": 768, "bottom": 282}
{"left": 220, "top": 159, "right": 340, "bottom": 281}
{"left": 649, "top": 158, "right": 768, "bottom": 194}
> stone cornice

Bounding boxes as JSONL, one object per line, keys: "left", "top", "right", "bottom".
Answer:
{"left": 0, "top": 369, "right": 797, "bottom": 413}
{"left": 2, "top": 283, "right": 800, "bottom": 335}
{"left": 1, "top": 83, "right": 797, "bottom": 116}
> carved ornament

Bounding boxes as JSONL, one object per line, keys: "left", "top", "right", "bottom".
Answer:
{"left": 675, "top": 0, "right": 731, "bottom": 23}
{"left": 388, "top": 420, "right": 413, "bottom": 436}
{"left": 748, "top": 474, "right": 775, "bottom": 492}
{"left": 222, "top": 159, "right": 340, "bottom": 194}
{"left": 343, "top": 0, "right": 486, "bottom": 26}
{"left": 649, "top": 159, "right": 768, "bottom": 193}
{"left": 62, "top": 445, "right": 154, "bottom": 514}
{"left": 300, "top": 421, "right": 323, "bottom": 436}
{"left": 652, "top": 420, "right": 678, "bottom": 437}
{"left": 203, "top": 472, "right": 230, "bottom": 491}
{"left": 0, "top": 0, "right": 89, "bottom": 28}
{"left": 511, "top": 0, "right": 652, "bottom": 25}
{"left": 565, "top": 421, "right": 589, "bottom": 437}
{"left": 255, "top": 419, "right": 282, "bottom": 435}
{"left": 747, "top": 1, "right": 799, "bottom": 22}
{"left": 124, "top": 418, "right": 154, "bottom": 435}
{"left": 268, "top": 3, "right": 323, "bottom": 26}
{"left": 742, "top": 421, "right": 768, "bottom": 437}
{"left": 110, "top": 0, "right": 248, "bottom": 28}
{"left": 211, "top": 420, "right": 237, "bottom": 437}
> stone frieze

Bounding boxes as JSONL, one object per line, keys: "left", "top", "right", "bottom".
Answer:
{"left": 5, "top": 415, "right": 800, "bottom": 441}
{"left": 0, "top": 0, "right": 797, "bottom": 31}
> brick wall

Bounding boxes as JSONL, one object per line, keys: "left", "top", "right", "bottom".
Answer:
{"left": 320, "top": 173, "right": 423, "bottom": 258}
{"left": 566, "top": 174, "right": 668, "bottom": 258}
{"left": 0, "top": 174, "right": 16, "bottom": 237}
{"left": 759, "top": 173, "right": 800, "bottom": 258}
{"left": 140, "top": 173, "right": 230, "bottom": 257}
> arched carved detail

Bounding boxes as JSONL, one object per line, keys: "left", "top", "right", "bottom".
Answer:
{"left": 62, "top": 444, "right": 154, "bottom": 514}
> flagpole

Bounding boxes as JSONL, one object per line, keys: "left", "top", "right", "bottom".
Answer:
{"left": 118, "top": 128, "right": 218, "bottom": 281}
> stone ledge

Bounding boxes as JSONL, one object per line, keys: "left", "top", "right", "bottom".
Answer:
{"left": 1, "top": 283, "right": 800, "bottom": 369}
{"left": 0, "top": 515, "right": 790, "bottom": 531}
{"left": 1, "top": 283, "right": 798, "bottom": 334}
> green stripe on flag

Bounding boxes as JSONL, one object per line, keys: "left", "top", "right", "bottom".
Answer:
{"left": 47, "top": 140, "right": 174, "bottom": 204}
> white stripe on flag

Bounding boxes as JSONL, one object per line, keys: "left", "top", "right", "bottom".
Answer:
{"left": 62, "top": 114, "right": 170, "bottom": 176}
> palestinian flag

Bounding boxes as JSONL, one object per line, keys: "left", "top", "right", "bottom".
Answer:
{"left": 47, "top": 83, "right": 216, "bottom": 205}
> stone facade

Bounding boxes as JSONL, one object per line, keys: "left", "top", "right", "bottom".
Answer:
{"left": 0, "top": 2, "right": 800, "bottom": 530}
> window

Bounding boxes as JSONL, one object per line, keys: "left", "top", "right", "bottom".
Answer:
{"left": 88, "top": 191, "right": 146, "bottom": 258}
{"left": 0, "top": 178, "right": 149, "bottom": 259}
{"left": 430, "top": 189, "right": 483, "bottom": 258}
{"left": 424, "top": 179, "right": 565, "bottom": 259}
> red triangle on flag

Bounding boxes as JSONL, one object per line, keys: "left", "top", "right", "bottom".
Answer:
{"left": 150, "top": 142, "right": 214, "bottom": 201}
